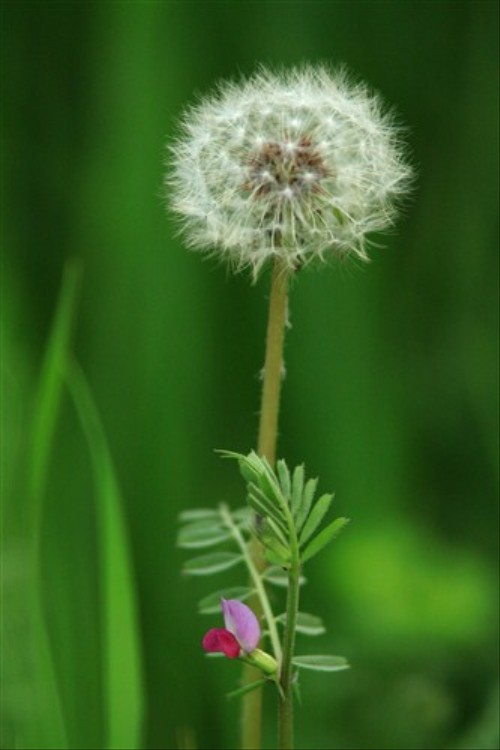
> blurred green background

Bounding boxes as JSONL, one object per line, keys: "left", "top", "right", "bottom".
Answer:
{"left": 2, "top": 1, "right": 499, "bottom": 749}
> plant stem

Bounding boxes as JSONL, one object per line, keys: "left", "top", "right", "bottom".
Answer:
{"left": 219, "top": 504, "right": 282, "bottom": 664}
{"left": 278, "top": 529, "right": 300, "bottom": 750}
{"left": 257, "top": 257, "right": 289, "bottom": 465}
{"left": 241, "top": 257, "right": 290, "bottom": 750}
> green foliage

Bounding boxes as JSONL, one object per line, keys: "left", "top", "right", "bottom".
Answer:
{"left": 292, "top": 655, "right": 350, "bottom": 672}
{"left": 182, "top": 551, "right": 243, "bottom": 576}
{"left": 198, "top": 587, "right": 254, "bottom": 614}
{"left": 226, "top": 678, "right": 269, "bottom": 701}
{"left": 3, "top": 263, "right": 143, "bottom": 750}
{"left": 5, "top": 3, "right": 498, "bottom": 747}
{"left": 65, "top": 360, "right": 144, "bottom": 750}
{"left": 276, "top": 612, "right": 326, "bottom": 637}
{"left": 222, "top": 450, "right": 349, "bottom": 568}
{"left": 178, "top": 452, "right": 350, "bottom": 693}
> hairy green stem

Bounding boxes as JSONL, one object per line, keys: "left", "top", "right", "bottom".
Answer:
{"left": 241, "top": 257, "right": 290, "bottom": 750}
{"left": 278, "top": 525, "right": 301, "bottom": 750}
{"left": 219, "top": 504, "right": 282, "bottom": 664}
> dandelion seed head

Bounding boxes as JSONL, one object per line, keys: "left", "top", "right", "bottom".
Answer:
{"left": 167, "top": 65, "right": 412, "bottom": 276}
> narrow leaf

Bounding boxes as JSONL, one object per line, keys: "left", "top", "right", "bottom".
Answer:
{"left": 177, "top": 522, "right": 231, "bottom": 549}
{"left": 260, "top": 529, "right": 291, "bottom": 564}
{"left": 217, "top": 450, "right": 260, "bottom": 485}
{"left": 301, "top": 518, "right": 349, "bottom": 564}
{"left": 264, "top": 566, "right": 307, "bottom": 588}
{"left": 296, "top": 477, "right": 318, "bottom": 530}
{"left": 226, "top": 678, "right": 268, "bottom": 700}
{"left": 23, "top": 261, "right": 82, "bottom": 749}
{"left": 299, "top": 493, "right": 334, "bottom": 547}
{"left": 263, "top": 516, "right": 289, "bottom": 547}
{"left": 232, "top": 507, "right": 253, "bottom": 524}
{"left": 276, "top": 612, "right": 326, "bottom": 636}
{"left": 66, "top": 358, "right": 143, "bottom": 749}
{"left": 179, "top": 508, "right": 219, "bottom": 522}
{"left": 183, "top": 552, "right": 243, "bottom": 576}
{"left": 264, "top": 548, "right": 291, "bottom": 567}
{"left": 257, "top": 468, "right": 287, "bottom": 514}
{"left": 291, "top": 464, "right": 304, "bottom": 515}
{"left": 276, "top": 459, "right": 291, "bottom": 500}
{"left": 248, "top": 483, "right": 286, "bottom": 529}
{"left": 292, "top": 655, "right": 349, "bottom": 672}
{"left": 198, "top": 587, "right": 253, "bottom": 614}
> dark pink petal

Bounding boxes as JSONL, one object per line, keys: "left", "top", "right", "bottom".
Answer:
{"left": 202, "top": 628, "right": 240, "bottom": 659}
{"left": 221, "top": 599, "right": 260, "bottom": 653}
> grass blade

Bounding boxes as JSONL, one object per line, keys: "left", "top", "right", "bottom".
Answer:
{"left": 18, "top": 260, "right": 82, "bottom": 749}
{"left": 65, "top": 358, "right": 144, "bottom": 750}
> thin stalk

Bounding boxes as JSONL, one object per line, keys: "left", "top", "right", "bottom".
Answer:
{"left": 241, "top": 257, "right": 290, "bottom": 750}
{"left": 278, "top": 528, "right": 301, "bottom": 750}
{"left": 219, "top": 505, "right": 282, "bottom": 664}
{"left": 257, "top": 257, "right": 289, "bottom": 465}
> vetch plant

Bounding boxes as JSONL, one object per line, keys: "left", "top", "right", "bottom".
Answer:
{"left": 168, "top": 64, "right": 412, "bottom": 750}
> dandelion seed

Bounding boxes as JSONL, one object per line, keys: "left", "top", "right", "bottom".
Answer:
{"left": 167, "top": 65, "right": 412, "bottom": 276}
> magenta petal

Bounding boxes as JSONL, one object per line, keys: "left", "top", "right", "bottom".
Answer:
{"left": 221, "top": 599, "right": 260, "bottom": 653}
{"left": 202, "top": 628, "right": 240, "bottom": 659}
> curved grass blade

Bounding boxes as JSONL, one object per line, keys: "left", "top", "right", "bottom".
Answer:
{"left": 20, "top": 260, "right": 82, "bottom": 749}
{"left": 65, "top": 358, "right": 144, "bottom": 750}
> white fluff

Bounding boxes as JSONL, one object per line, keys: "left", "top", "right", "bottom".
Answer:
{"left": 167, "top": 65, "right": 412, "bottom": 276}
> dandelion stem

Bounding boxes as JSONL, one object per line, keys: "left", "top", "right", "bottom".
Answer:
{"left": 241, "top": 257, "right": 290, "bottom": 750}
{"left": 257, "top": 256, "right": 289, "bottom": 464}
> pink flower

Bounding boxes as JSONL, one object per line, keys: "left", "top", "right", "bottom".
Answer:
{"left": 202, "top": 599, "right": 260, "bottom": 659}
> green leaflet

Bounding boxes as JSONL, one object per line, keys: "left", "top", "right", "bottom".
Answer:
{"left": 178, "top": 508, "right": 220, "bottom": 522}
{"left": 291, "top": 464, "right": 305, "bottom": 516}
{"left": 292, "top": 655, "right": 350, "bottom": 672}
{"left": 247, "top": 482, "right": 287, "bottom": 530}
{"left": 264, "top": 566, "right": 307, "bottom": 588}
{"left": 177, "top": 521, "right": 231, "bottom": 550}
{"left": 276, "top": 612, "right": 326, "bottom": 636}
{"left": 262, "top": 515, "right": 289, "bottom": 548}
{"left": 198, "top": 587, "right": 253, "bottom": 614}
{"left": 300, "top": 518, "right": 349, "bottom": 564}
{"left": 276, "top": 459, "right": 291, "bottom": 500}
{"left": 183, "top": 552, "right": 243, "bottom": 576}
{"left": 226, "top": 678, "right": 268, "bottom": 700}
{"left": 299, "top": 493, "right": 334, "bottom": 547}
{"left": 264, "top": 547, "right": 291, "bottom": 567}
{"left": 295, "top": 477, "right": 319, "bottom": 530}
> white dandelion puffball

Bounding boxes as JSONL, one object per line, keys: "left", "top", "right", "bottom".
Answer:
{"left": 167, "top": 65, "right": 412, "bottom": 275}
